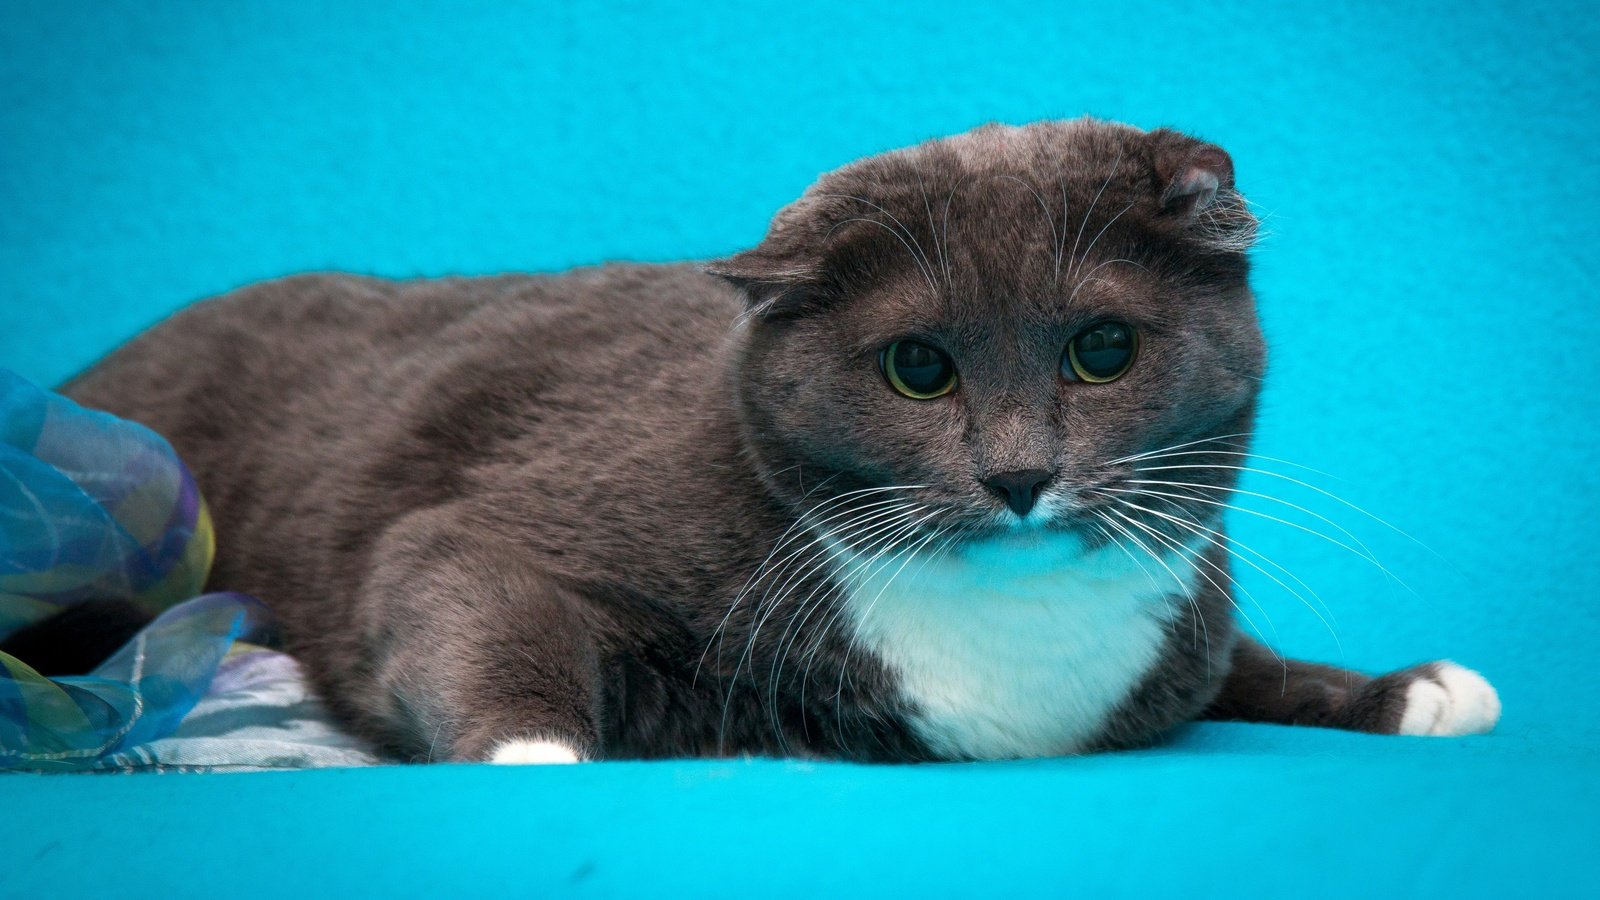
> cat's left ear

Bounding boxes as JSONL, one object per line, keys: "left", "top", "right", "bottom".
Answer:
{"left": 1147, "top": 130, "right": 1256, "bottom": 251}
{"left": 1149, "top": 129, "right": 1234, "bottom": 218}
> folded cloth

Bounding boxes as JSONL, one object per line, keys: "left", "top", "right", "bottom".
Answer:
{"left": 94, "top": 644, "right": 381, "bottom": 772}
{"left": 0, "top": 370, "right": 212, "bottom": 630}
{"left": 0, "top": 592, "right": 278, "bottom": 770}
{"left": 0, "top": 369, "right": 372, "bottom": 771}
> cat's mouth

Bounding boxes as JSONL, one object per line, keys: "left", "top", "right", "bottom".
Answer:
{"left": 894, "top": 489, "right": 1108, "bottom": 546}
{"left": 804, "top": 472, "right": 1203, "bottom": 558}
{"left": 950, "top": 473, "right": 1198, "bottom": 549}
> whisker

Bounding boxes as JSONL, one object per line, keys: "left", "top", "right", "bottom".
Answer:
{"left": 1054, "top": 177, "right": 1071, "bottom": 283}
{"left": 1132, "top": 463, "right": 1440, "bottom": 557}
{"left": 1122, "top": 448, "right": 1336, "bottom": 480}
{"left": 830, "top": 515, "right": 951, "bottom": 740}
{"left": 820, "top": 514, "right": 950, "bottom": 744}
{"left": 717, "top": 501, "right": 925, "bottom": 752}
{"left": 1111, "top": 492, "right": 1330, "bottom": 623}
{"left": 823, "top": 215, "right": 940, "bottom": 297}
{"left": 1093, "top": 510, "right": 1209, "bottom": 661}
{"left": 1108, "top": 495, "right": 1346, "bottom": 664}
{"left": 758, "top": 502, "right": 926, "bottom": 646}
{"left": 756, "top": 504, "right": 929, "bottom": 750}
{"left": 734, "top": 500, "right": 919, "bottom": 681}
{"left": 916, "top": 173, "right": 952, "bottom": 288}
{"left": 991, "top": 174, "right": 1060, "bottom": 278}
{"left": 1108, "top": 432, "right": 1256, "bottom": 466}
{"left": 1106, "top": 507, "right": 1282, "bottom": 671}
{"left": 784, "top": 516, "right": 955, "bottom": 737}
{"left": 820, "top": 192, "right": 942, "bottom": 294}
{"left": 1068, "top": 254, "right": 1149, "bottom": 304}
{"left": 695, "top": 483, "right": 921, "bottom": 687}
{"left": 1066, "top": 148, "right": 1123, "bottom": 283}
{"left": 1087, "top": 520, "right": 1164, "bottom": 597}
{"left": 1075, "top": 200, "right": 1138, "bottom": 275}
{"left": 1119, "top": 480, "right": 1416, "bottom": 597}
{"left": 940, "top": 174, "right": 975, "bottom": 291}
{"left": 747, "top": 503, "right": 920, "bottom": 648}
{"left": 810, "top": 509, "right": 945, "bottom": 669}
{"left": 1091, "top": 514, "right": 1195, "bottom": 649}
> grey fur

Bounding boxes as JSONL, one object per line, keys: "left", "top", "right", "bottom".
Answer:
{"left": 63, "top": 119, "right": 1453, "bottom": 761}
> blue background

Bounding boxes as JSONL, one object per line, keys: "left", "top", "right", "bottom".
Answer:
{"left": 2, "top": 1, "right": 1596, "bottom": 897}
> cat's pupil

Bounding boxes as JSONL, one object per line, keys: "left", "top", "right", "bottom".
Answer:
{"left": 1067, "top": 322, "right": 1136, "bottom": 381}
{"left": 898, "top": 344, "right": 939, "bottom": 378}
{"left": 885, "top": 340, "right": 956, "bottom": 398}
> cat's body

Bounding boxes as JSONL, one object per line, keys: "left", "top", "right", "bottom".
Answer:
{"left": 62, "top": 264, "right": 1220, "bottom": 760}
{"left": 61, "top": 119, "right": 1498, "bottom": 762}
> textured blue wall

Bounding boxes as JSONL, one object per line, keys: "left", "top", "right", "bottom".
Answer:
{"left": 3, "top": 0, "right": 1596, "bottom": 728}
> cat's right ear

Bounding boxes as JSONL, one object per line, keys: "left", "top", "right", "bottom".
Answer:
{"left": 705, "top": 197, "right": 838, "bottom": 320}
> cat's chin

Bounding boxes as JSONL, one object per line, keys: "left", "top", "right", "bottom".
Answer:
{"left": 1000, "top": 506, "right": 1060, "bottom": 533}
{"left": 956, "top": 519, "right": 1094, "bottom": 564}
{"left": 985, "top": 503, "right": 1096, "bottom": 543}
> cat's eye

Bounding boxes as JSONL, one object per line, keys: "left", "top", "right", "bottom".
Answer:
{"left": 881, "top": 340, "right": 958, "bottom": 400}
{"left": 1064, "top": 321, "right": 1139, "bottom": 383}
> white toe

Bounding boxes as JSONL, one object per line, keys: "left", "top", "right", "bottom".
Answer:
{"left": 1432, "top": 662, "right": 1501, "bottom": 734}
{"left": 1398, "top": 662, "right": 1500, "bottom": 737}
{"left": 488, "top": 738, "right": 583, "bottom": 764}
{"left": 1397, "top": 678, "right": 1449, "bottom": 735}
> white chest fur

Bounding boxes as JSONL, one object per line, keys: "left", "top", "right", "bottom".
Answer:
{"left": 827, "top": 528, "right": 1194, "bottom": 760}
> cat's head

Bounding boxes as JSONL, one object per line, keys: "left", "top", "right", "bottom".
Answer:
{"left": 711, "top": 119, "right": 1264, "bottom": 553}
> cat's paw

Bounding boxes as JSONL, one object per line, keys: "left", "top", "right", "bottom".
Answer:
{"left": 1394, "top": 661, "right": 1500, "bottom": 737}
{"left": 488, "top": 737, "right": 584, "bottom": 764}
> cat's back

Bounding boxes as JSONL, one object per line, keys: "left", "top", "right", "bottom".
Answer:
{"left": 66, "top": 271, "right": 491, "bottom": 432}
{"left": 66, "top": 264, "right": 736, "bottom": 454}
{"left": 63, "top": 263, "right": 745, "bottom": 598}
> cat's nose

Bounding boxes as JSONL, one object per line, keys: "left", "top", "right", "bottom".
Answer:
{"left": 982, "top": 469, "right": 1055, "bottom": 517}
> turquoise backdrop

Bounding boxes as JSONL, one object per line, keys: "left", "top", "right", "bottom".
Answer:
{"left": 2, "top": 1, "right": 1596, "bottom": 897}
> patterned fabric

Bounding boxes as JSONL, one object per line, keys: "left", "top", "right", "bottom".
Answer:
{"left": 0, "top": 593, "right": 273, "bottom": 770}
{"left": 95, "top": 645, "right": 381, "bottom": 772}
{"left": 0, "top": 370, "right": 213, "bottom": 629}
{"left": 0, "top": 369, "right": 286, "bottom": 771}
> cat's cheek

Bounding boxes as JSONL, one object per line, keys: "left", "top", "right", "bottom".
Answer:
{"left": 1396, "top": 662, "right": 1501, "bottom": 737}
{"left": 487, "top": 738, "right": 585, "bottom": 764}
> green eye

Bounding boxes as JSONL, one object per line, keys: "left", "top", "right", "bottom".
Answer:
{"left": 881, "top": 340, "right": 958, "bottom": 399}
{"left": 1065, "top": 321, "right": 1139, "bottom": 383}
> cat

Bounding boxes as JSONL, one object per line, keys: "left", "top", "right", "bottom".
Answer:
{"left": 58, "top": 118, "right": 1499, "bottom": 763}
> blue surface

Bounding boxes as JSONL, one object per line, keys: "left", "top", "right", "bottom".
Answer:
{"left": 2, "top": 726, "right": 1596, "bottom": 899}
{"left": 2, "top": 1, "right": 1597, "bottom": 896}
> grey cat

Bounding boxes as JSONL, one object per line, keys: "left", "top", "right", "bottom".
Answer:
{"left": 59, "top": 118, "right": 1498, "bottom": 763}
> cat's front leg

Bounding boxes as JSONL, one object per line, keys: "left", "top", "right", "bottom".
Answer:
{"left": 344, "top": 507, "right": 608, "bottom": 763}
{"left": 1202, "top": 636, "right": 1501, "bottom": 736}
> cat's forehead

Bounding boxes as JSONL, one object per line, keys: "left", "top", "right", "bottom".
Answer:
{"left": 823, "top": 124, "right": 1165, "bottom": 325}
{"left": 810, "top": 127, "right": 1162, "bottom": 295}
{"left": 706, "top": 118, "right": 1253, "bottom": 323}
{"left": 835, "top": 120, "right": 1146, "bottom": 209}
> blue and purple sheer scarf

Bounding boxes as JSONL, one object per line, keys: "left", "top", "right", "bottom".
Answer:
{"left": 0, "top": 369, "right": 269, "bottom": 771}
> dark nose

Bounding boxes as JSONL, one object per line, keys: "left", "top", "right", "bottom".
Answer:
{"left": 982, "top": 469, "right": 1054, "bottom": 518}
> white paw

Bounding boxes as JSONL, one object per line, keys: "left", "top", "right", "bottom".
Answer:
{"left": 1397, "top": 662, "right": 1501, "bottom": 736}
{"left": 488, "top": 738, "right": 583, "bottom": 764}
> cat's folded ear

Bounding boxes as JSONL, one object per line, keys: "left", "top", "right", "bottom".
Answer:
{"left": 1147, "top": 129, "right": 1257, "bottom": 253}
{"left": 704, "top": 195, "right": 849, "bottom": 320}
